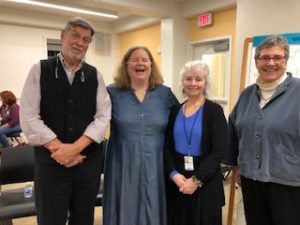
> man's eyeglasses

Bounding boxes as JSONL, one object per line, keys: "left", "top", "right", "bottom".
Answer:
{"left": 70, "top": 30, "right": 92, "bottom": 45}
{"left": 256, "top": 55, "right": 286, "bottom": 63}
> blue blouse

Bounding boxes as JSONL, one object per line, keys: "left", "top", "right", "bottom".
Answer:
{"left": 174, "top": 105, "right": 203, "bottom": 156}
{"left": 170, "top": 105, "right": 204, "bottom": 178}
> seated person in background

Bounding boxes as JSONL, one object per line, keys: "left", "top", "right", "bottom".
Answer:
{"left": 0, "top": 90, "right": 21, "bottom": 148}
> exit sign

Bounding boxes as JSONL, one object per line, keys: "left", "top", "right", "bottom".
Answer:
{"left": 197, "top": 12, "right": 212, "bottom": 27}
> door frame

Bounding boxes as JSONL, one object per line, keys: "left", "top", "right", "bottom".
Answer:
{"left": 187, "top": 35, "right": 232, "bottom": 118}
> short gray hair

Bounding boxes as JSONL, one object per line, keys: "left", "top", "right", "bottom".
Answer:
{"left": 255, "top": 35, "right": 289, "bottom": 60}
{"left": 179, "top": 60, "right": 211, "bottom": 96}
{"left": 63, "top": 17, "right": 95, "bottom": 37}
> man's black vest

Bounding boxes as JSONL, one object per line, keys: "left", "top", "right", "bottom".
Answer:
{"left": 40, "top": 57, "right": 98, "bottom": 143}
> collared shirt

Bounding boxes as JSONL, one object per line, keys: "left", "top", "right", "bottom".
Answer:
{"left": 227, "top": 74, "right": 300, "bottom": 186}
{"left": 57, "top": 53, "right": 82, "bottom": 84}
{"left": 20, "top": 55, "right": 111, "bottom": 145}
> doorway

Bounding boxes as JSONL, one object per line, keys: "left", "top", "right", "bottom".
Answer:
{"left": 188, "top": 36, "right": 231, "bottom": 118}
{"left": 47, "top": 38, "right": 61, "bottom": 58}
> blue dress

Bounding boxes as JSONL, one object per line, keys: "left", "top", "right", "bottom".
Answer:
{"left": 103, "top": 84, "right": 179, "bottom": 225}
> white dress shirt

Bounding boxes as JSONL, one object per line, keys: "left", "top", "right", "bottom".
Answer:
{"left": 20, "top": 55, "right": 111, "bottom": 146}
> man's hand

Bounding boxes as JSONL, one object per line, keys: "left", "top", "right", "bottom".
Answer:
{"left": 44, "top": 138, "right": 85, "bottom": 167}
{"left": 50, "top": 143, "right": 86, "bottom": 167}
{"left": 43, "top": 138, "right": 62, "bottom": 153}
{"left": 45, "top": 135, "right": 93, "bottom": 168}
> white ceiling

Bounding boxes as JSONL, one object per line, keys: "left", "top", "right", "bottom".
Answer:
{"left": 0, "top": 0, "right": 188, "bottom": 22}
{"left": 0, "top": 0, "right": 236, "bottom": 33}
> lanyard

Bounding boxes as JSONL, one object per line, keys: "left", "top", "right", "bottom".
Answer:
{"left": 183, "top": 106, "right": 201, "bottom": 156}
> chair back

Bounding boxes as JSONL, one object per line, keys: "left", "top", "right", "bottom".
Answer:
{"left": 0, "top": 145, "right": 34, "bottom": 185}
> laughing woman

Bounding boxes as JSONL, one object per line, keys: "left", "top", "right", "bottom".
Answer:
{"left": 103, "top": 46, "right": 179, "bottom": 225}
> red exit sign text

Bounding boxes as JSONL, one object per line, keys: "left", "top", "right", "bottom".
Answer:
{"left": 197, "top": 12, "right": 212, "bottom": 27}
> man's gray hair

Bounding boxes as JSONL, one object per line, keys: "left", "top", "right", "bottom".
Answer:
{"left": 63, "top": 17, "right": 95, "bottom": 37}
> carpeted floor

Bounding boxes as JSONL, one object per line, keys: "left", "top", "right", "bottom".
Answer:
{"left": 2, "top": 176, "right": 243, "bottom": 225}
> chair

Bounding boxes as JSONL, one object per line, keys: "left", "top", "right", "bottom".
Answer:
{"left": 6, "top": 132, "right": 25, "bottom": 147}
{"left": 0, "top": 145, "right": 36, "bottom": 224}
{"left": 0, "top": 139, "right": 107, "bottom": 223}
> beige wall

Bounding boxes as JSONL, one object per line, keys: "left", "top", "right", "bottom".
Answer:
{"left": 187, "top": 7, "right": 236, "bottom": 109}
{"left": 118, "top": 23, "right": 161, "bottom": 70}
{"left": 0, "top": 25, "right": 118, "bottom": 96}
{"left": 0, "top": 24, "right": 59, "bottom": 98}
{"left": 235, "top": 0, "right": 300, "bottom": 102}
{"left": 1, "top": 5, "right": 238, "bottom": 106}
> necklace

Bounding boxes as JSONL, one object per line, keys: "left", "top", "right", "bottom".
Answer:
{"left": 183, "top": 100, "right": 204, "bottom": 154}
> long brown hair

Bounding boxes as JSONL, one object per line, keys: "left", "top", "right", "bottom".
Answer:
{"left": 114, "top": 46, "right": 164, "bottom": 90}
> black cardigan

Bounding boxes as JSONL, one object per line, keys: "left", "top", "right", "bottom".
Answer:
{"left": 164, "top": 99, "right": 228, "bottom": 220}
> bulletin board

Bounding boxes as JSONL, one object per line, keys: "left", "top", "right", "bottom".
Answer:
{"left": 240, "top": 33, "right": 300, "bottom": 91}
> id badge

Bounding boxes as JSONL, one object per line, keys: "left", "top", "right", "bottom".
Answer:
{"left": 184, "top": 156, "right": 194, "bottom": 171}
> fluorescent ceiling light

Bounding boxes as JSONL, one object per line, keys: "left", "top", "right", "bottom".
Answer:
{"left": 6, "top": 0, "right": 119, "bottom": 19}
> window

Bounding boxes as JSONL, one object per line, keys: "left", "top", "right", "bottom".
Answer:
{"left": 47, "top": 39, "right": 61, "bottom": 58}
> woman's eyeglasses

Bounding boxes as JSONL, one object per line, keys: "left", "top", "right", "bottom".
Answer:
{"left": 256, "top": 55, "right": 286, "bottom": 63}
